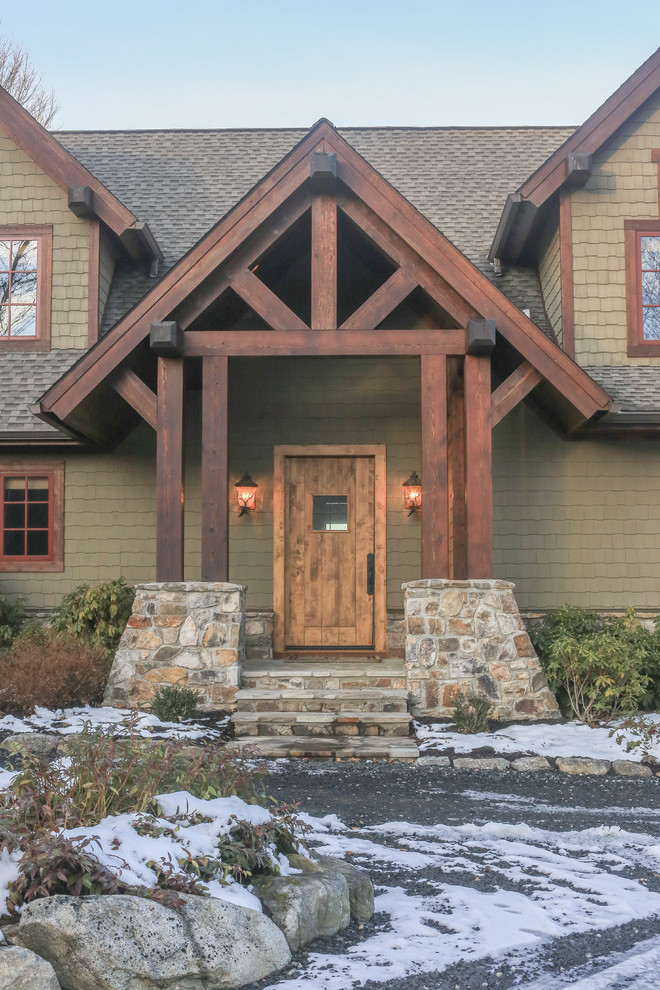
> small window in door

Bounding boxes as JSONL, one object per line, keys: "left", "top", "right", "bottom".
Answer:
{"left": 312, "top": 495, "right": 348, "bottom": 531}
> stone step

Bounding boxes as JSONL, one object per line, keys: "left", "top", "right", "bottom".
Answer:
{"left": 240, "top": 658, "right": 407, "bottom": 693}
{"left": 231, "top": 710, "right": 411, "bottom": 738}
{"left": 227, "top": 735, "right": 419, "bottom": 761}
{"left": 235, "top": 687, "right": 409, "bottom": 714}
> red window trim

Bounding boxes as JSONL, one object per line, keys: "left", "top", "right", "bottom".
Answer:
{"left": 625, "top": 219, "right": 660, "bottom": 357}
{"left": 0, "top": 463, "right": 64, "bottom": 572}
{"left": 0, "top": 225, "right": 52, "bottom": 353}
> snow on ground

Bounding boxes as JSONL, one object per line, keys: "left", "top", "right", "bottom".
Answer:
{"left": 0, "top": 705, "right": 229, "bottom": 740}
{"left": 260, "top": 812, "right": 660, "bottom": 990}
{"left": 0, "top": 790, "right": 307, "bottom": 918}
{"left": 415, "top": 715, "right": 660, "bottom": 762}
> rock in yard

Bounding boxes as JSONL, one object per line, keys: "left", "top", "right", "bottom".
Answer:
{"left": 9, "top": 893, "right": 290, "bottom": 990}
{"left": 0, "top": 945, "right": 60, "bottom": 990}
{"left": 416, "top": 755, "right": 451, "bottom": 767}
{"left": 612, "top": 760, "right": 653, "bottom": 777}
{"left": 511, "top": 756, "right": 553, "bottom": 772}
{"left": 556, "top": 757, "right": 611, "bottom": 776}
{"left": 313, "top": 856, "right": 375, "bottom": 923}
{"left": 0, "top": 734, "right": 59, "bottom": 758}
{"left": 453, "top": 757, "right": 510, "bottom": 771}
{"left": 251, "top": 871, "right": 350, "bottom": 952}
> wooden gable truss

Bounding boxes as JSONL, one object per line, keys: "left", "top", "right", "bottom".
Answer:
{"left": 38, "top": 120, "right": 610, "bottom": 583}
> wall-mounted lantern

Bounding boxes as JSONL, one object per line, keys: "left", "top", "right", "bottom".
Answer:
{"left": 235, "top": 473, "right": 258, "bottom": 516}
{"left": 403, "top": 471, "right": 422, "bottom": 515}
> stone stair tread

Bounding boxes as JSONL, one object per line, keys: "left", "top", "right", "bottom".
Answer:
{"left": 227, "top": 736, "right": 419, "bottom": 761}
{"left": 242, "top": 659, "right": 405, "bottom": 679}
{"left": 236, "top": 687, "right": 408, "bottom": 700}
{"left": 232, "top": 710, "right": 410, "bottom": 723}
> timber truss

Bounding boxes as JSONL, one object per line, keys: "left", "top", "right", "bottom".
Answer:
{"left": 38, "top": 119, "right": 610, "bottom": 583}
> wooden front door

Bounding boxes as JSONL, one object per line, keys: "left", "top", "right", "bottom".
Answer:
{"left": 274, "top": 445, "right": 386, "bottom": 653}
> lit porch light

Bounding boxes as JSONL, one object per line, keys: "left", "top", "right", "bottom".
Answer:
{"left": 403, "top": 471, "right": 422, "bottom": 515}
{"left": 235, "top": 473, "right": 258, "bottom": 516}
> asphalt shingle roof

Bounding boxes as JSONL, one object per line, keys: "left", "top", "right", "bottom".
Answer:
{"left": 0, "top": 350, "right": 82, "bottom": 436}
{"left": 55, "top": 126, "right": 577, "bottom": 334}
{"left": 584, "top": 366, "right": 660, "bottom": 414}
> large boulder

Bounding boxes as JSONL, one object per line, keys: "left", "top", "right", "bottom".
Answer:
{"left": 286, "top": 853, "right": 375, "bottom": 923}
{"left": 251, "top": 871, "right": 350, "bottom": 952}
{"left": 8, "top": 893, "right": 290, "bottom": 990}
{"left": 313, "top": 856, "right": 374, "bottom": 923}
{"left": 0, "top": 944, "right": 60, "bottom": 990}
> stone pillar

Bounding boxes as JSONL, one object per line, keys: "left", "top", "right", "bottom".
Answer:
{"left": 104, "top": 582, "right": 246, "bottom": 712}
{"left": 403, "top": 579, "right": 559, "bottom": 720}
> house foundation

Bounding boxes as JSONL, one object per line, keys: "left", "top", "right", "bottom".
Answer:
{"left": 104, "top": 582, "right": 246, "bottom": 711}
{"left": 403, "top": 579, "right": 560, "bottom": 720}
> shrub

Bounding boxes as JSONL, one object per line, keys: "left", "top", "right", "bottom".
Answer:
{"left": 0, "top": 625, "right": 110, "bottom": 715}
{"left": 452, "top": 690, "right": 494, "bottom": 734}
{"left": 0, "top": 717, "right": 265, "bottom": 832}
{"left": 538, "top": 607, "right": 649, "bottom": 726}
{"left": 0, "top": 589, "right": 24, "bottom": 648}
{"left": 52, "top": 578, "right": 135, "bottom": 655}
{"left": 151, "top": 684, "right": 201, "bottom": 723}
{"left": 5, "top": 833, "right": 121, "bottom": 917}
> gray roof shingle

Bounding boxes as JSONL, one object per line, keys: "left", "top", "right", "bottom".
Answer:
{"left": 584, "top": 366, "right": 660, "bottom": 414}
{"left": 0, "top": 350, "right": 82, "bottom": 437}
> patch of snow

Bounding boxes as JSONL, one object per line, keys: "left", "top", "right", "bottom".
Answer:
{"left": 0, "top": 706, "right": 229, "bottom": 740}
{"left": 415, "top": 715, "right": 660, "bottom": 762}
{"left": 260, "top": 814, "right": 660, "bottom": 989}
{"left": 0, "top": 768, "right": 17, "bottom": 792}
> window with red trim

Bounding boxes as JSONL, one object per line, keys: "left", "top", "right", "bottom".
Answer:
{"left": 625, "top": 220, "right": 660, "bottom": 356}
{"left": 0, "top": 226, "right": 52, "bottom": 352}
{"left": 0, "top": 465, "right": 63, "bottom": 572}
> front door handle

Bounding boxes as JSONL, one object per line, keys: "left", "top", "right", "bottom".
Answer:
{"left": 366, "top": 553, "right": 375, "bottom": 596}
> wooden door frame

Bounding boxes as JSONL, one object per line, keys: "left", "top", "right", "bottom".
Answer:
{"left": 274, "top": 444, "right": 387, "bottom": 654}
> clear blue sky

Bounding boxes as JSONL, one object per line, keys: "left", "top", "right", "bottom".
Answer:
{"left": 3, "top": 2, "right": 658, "bottom": 130}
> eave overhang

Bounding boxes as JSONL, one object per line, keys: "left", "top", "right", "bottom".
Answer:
{"left": 0, "top": 84, "right": 162, "bottom": 265}
{"left": 491, "top": 46, "right": 660, "bottom": 265}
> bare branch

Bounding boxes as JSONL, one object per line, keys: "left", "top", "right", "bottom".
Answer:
{"left": 0, "top": 25, "right": 59, "bottom": 128}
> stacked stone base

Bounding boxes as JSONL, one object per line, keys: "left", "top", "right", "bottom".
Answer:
{"left": 404, "top": 579, "right": 560, "bottom": 720}
{"left": 104, "top": 583, "right": 246, "bottom": 711}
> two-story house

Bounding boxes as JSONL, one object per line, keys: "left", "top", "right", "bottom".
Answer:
{"left": 1, "top": 49, "right": 660, "bottom": 741}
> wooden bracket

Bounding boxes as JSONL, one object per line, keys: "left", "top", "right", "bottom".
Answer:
{"left": 467, "top": 318, "right": 496, "bottom": 355}
{"left": 150, "top": 321, "right": 184, "bottom": 356}
{"left": 491, "top": 360, "right": 542, "bottom": 427}
{"left": 310, "top": 152, "right": 337, "bottom": 193}
{"left": 109, "top": 366, "right": 158, "bottom": 430}
{"left": 68, "top": 185, "right": 94, "bottom": 218}
{"left": 566, "top": 152, "right": 592, "bottom": 186}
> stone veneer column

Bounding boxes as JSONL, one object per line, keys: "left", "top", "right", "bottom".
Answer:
{"left": 403, "top": 579, "right": 559, "bottom": 719}
{"left": 104, "top": 582, "right": 246, "bottom": 711}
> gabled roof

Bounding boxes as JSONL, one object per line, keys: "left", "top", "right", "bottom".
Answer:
{"left": 38, "top": 119, "right": 608, "bottom": 440}
{"left": 0, "top": 85, "right": 161, "bottom": 262}
{"left": 491, "top": 46, "right": 660, "bottom": 264}
{"left": 57, "top": 124, "right": 573, "bottom": 338}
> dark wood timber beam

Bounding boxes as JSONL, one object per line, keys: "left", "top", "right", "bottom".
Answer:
{"left": 464, "top": 354, "right": 493, "bottom": 578}
{"left": 184, "top": 328, "right": 466, "bottom": 357}
{"left": 559, "top": 189, "right": 575, "bottom": 358}
{"left": 176, "top": 190, "right": 312, "bottom": 330}
{"left": 311, "top": 193, "right": 337, "bottom": 328}
{"left": 202, "top": 356, "right": 228, "bottom": 582}
{"left": 340, "top": 267, "right": 417, "bottom": 331}
{"left": 337, "top": 193, "right": 476, "bottom": 327}
{"left": 491, "top": 360, "right": 543, "bottom": 428}
{"left": 421, "top": 354, "right": 449, "bottom": 578}
{"left": 447, "top": 358, "right": 467, "bottom": 579}
{"left": 232, "top": 268, "right": 309, "bottom": 331}
{"left": 109, "top": 366, "right": 158, "bottom": 430}
{"left": 156, "top": 357, "right": 184, "bottom": 581}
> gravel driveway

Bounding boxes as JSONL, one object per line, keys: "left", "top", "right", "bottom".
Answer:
{"left": 251, "top": 762, "right": 660, "bottom": 990}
